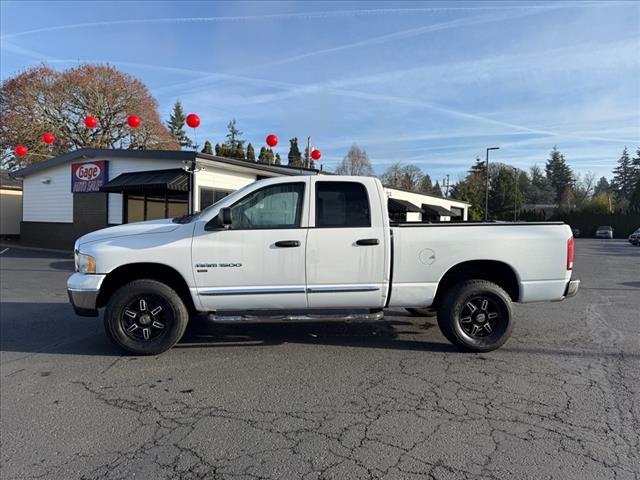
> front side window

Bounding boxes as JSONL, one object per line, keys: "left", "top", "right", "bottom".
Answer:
{"left": 315, "top": 181, "right": 370, "bottom": 228}
{"left": 230, "top": 183, "right": 305, "bottom": 229}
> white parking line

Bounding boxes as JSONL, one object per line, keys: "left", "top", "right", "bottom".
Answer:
{"left": 0, "top": 248, "right": 9, "bottom": 255}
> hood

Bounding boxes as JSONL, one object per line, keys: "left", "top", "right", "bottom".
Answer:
{"left": 77, "top": 218, "right": 180, "bottom": 246}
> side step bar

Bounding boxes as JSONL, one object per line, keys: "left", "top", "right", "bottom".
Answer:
{"left": 207, "top": 309, "right": 384, "bottom": 324}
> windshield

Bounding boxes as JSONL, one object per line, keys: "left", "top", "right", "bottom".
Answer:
{"left": 597, "top": 226, "right": 611, "bottom": 231}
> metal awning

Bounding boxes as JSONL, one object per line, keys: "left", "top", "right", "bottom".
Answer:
{"left": 422, "top": 204, "right": 453, "bottom": 216}
{"left": 100, "top": 168, "right": 189, "bottom": 194}
{"left": 388, "top": 198, "right": 423, "bottom": 213}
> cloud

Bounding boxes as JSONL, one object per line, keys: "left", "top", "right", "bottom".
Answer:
{"left": 0, "top": 4, "right": 574, "bottom": 41}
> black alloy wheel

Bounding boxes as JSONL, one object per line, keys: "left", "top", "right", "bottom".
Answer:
{"left": 120, "top": 296, "right": 172, "bottom": 342}
{"left": 437, "top": 279, "right": 513, "bottom": 352}
{"left": 104, "top": 279, "right": 189, "bottom": 355}
{"left": 458, "top": 295, "right": 501, "bottom": 339}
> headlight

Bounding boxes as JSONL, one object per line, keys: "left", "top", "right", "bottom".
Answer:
{"left": 75, "top": 252, "right": 96, "bottom": 273}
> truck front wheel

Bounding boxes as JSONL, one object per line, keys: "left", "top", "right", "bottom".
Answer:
{"left": 104, "top": 279, "right": 189, "bottom": 355}
{"left": 437, "top": 280, "right": 513, "bottom": 352}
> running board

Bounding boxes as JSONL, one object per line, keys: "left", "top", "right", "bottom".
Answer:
{"left": 207, "top": 309, "right": 384, "bottom": 324}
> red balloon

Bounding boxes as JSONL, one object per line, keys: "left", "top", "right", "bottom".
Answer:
{"left": 15, "top": 145, "right": 28, "bottom": 156}
{"left": 42, "top": 132, "right": 55, "bottom": 144}
{"left": 186, "top": 113, "right": 200, "bottom": 128}
{"left": 311, "top": 149, "right": 321, "bottom": 160}
{"left": 266, "top": 134, "right": 278, "bottom": 148}
{"left": 127, "top": 115, "right": 141, "bottom": 128}
{"left": 84, "top": 116, "right": 98, "bottom": 128}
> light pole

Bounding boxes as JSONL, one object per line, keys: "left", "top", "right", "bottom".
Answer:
{"left": 485, "top": 147, "right": 500, "bottom": 221}
{"left": 513, "top": 167, "right": 518, "bottom": 222}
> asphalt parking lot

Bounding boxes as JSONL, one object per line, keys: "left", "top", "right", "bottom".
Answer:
{"left": 1, "top": 239, "right": 638, "bottom": 480}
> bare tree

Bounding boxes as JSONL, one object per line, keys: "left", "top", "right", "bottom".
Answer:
{"left": 572, "top": 171, "right": 596, "bottom": 208}
{"left": 335, "top": 144, "right": 374, "bottom": 176}
{"left": 1, "top": 64, "right": 178, "bottom": 168}
{"left": 380, "top": 162, "right": 423, "bottom": 191}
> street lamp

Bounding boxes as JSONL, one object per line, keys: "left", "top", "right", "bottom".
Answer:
{"left": 485, "top": 147, "right": 500, "bottom": 221}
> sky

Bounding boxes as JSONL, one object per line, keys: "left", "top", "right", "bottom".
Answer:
{"left": 1, "top": 0, "right": 639, "bottom": 182}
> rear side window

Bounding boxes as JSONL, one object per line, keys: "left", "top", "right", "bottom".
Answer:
{"left": 315, "top": 181, "right": 371, "bottom": 228}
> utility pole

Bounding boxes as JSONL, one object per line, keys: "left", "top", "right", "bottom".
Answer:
{"left": 442, "top": 174, "right": 451, "bottom": 197}
{"left": 513, "top": 167, "right": 518, "bottom": 222}
{"left": 485, "top": 147, "right": 500, "bottom": 221}
{"left": 306, "top": 136, "right": 311, "bottom": 169}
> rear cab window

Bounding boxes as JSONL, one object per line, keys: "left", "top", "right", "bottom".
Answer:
{"left": 315, "top": 181, "right": 371, "bottom": 228}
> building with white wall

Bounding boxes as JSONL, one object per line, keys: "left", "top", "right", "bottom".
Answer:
{"left": 12, "top": 149, "right": 470, "bottom": 249}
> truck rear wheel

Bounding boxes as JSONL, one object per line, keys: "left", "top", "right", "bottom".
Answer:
{"left": 437, "top": 280, "right": 513, "bottom": 352}
{"left": 104, "top": 279, "right": 189, "bottom": 355}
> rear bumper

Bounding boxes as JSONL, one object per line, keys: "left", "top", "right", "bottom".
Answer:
{"left": 564, "top": 279, "right": 580, "bottom": 299}
{"left": 67, "top": 273, "right": 106, "bottom": 317}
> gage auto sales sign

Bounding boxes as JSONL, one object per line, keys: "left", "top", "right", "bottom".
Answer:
{"left": 71, "top": 161, "right": 108, "bottom": 193}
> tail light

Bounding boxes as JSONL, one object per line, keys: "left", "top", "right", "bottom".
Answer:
{"left": 567, "top": 237, "right": 574, "bottom": 270}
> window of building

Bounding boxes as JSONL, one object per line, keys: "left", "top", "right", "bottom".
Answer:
{"left": 229, "top": 182, "right": 305, "bottom": 229}
{"left": 200, "top": 187, "right": 232, "bottom": 211}
{"left": 124, "top": 192, "right": 188, "bottom": 223}
{"left": 315, "top": 182, "right": 370, "bottom": 228}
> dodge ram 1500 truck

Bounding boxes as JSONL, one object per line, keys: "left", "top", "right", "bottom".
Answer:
{"left": 68, "top": 175, "right": 579, "bottom": 355}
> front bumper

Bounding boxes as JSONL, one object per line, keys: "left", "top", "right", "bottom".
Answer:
{"left": 67, "top": 273, "right": 106, "bottom": 317}
{"left": 564, "top": 279, "right": 580, "bottom": 299}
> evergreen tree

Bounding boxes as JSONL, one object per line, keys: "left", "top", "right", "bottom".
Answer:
{"left": 612, "top": 147, "right": 635, "bottom": 200}
{"left": 258, "top": 146, "right": 273, "bottom": 164}
{"left": 545, "top": 147, "right": 574, "bottom": 203}
{"left": 201, "top": 141, "right": 213, "bottom": 155}
{"left": 225, "top": 119, "right": 245, "bottom": 150}
{"left": 275, "top": 153, "right": 282, "bottom": 166}
{"left": 418, "top": 174, "right": 434, "bottom": 194}
{"left": 432, "top": 180, "right": 443, "bottom": 197}
{"left": 594, "top": 176, "right": 610, "bottom": 196}
{"left": 166, "top": 101, "right": 192, "bottom": 149}
{"left": 303, "top": 145, "right": 310, "bottom": 168}
{"left": 246, "top": 143, "right": 256, "bottom": 162}
{"left": 233, "top": 144, "right": 245, "bottom": 161}
{"left": 215, "top": 143, "right": 221, "bottom": 156}
{"left": 526, "top": 165, "right": 555, "bottom": 204}
{"left": 287, "top": 137, "right": 303, "bottom": 167}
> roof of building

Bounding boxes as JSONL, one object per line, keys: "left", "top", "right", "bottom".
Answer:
{"left": 388, "top": 198, "right": 423, "bottom": 213}
{"left": 11, "top": 148, "right": 321, "bottom": 179}
{"left": 100, "top": 168, "right": 190, "bottom": 194}
{"left": 0, "top": 169, "right": 23, "bottom": 190}
{"left": 422, "top": 204, "right": 453, "bottom": 216}
{"left": 383, "top": 184, "right": 470, "bottom": 205}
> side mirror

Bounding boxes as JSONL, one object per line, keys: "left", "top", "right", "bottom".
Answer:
{"left": 218, "top": 207, "right": 232, "bottom": 228}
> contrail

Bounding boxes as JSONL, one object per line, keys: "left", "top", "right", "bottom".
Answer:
{"left": 0, "top": 3, "right": 614, "bottom": 40}
{"left": 260, "top": 7, "right": 558, "bottom": 69}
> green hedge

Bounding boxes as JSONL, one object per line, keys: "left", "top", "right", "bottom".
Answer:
{"left": 550, "top": 211, "right": 640, "bottom": 238}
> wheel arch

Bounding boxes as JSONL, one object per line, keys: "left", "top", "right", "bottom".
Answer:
{"left": 97, "top": 263, "right": 196, "bottom": 313}
{"left": 433, "top": 260, "right": 520, "bottom": 308}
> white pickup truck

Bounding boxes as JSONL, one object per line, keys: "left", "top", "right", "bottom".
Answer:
{"left": 68, "top": 175, "right": 579, "bottom": 355}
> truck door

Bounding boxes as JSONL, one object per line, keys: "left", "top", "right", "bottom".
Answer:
{"left": 192, "top": 179, "right": 309, "bottom": 311}
{"left": 306, "top": 178, "right": 387, "bottom": 308}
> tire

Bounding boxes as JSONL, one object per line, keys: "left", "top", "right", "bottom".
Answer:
{"left": 437, "top": 279, "right": 513, "bottom": 352}
{"left": 406, "top": 307, "right": 437, "bottom": 317}
{"left": 104, "top": 279, "right": 190, "bottom": 355}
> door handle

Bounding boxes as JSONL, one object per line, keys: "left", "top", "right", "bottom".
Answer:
{"left": 356, "top": 238, "right": 379, "bottom": 246}
{"left": 275, "top": 240, "right": 301, "bottom": 248}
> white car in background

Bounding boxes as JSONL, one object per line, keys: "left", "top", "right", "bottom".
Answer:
{"left": 595, "top": 226, "right": 614, "bottom": 239}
